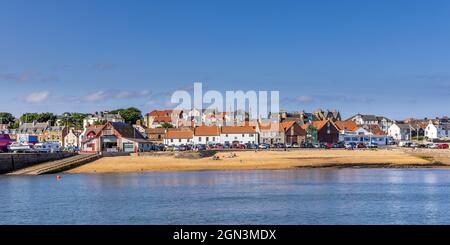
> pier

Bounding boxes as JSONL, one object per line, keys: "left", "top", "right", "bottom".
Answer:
{"left": 6, "top": 153, "right": 101, "bottom": 175}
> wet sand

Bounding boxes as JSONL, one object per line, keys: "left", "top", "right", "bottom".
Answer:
{"left": 67, "top": 149, "right": 449, "bottom": 174}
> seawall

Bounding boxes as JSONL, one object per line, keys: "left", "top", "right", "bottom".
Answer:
{"left": 0, "top": 152, "right": 75, "bottom": 174}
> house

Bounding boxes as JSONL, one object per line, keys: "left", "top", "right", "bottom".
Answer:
{"left": 220, "top": 125, "right": 258, "bottom": 144}
{"left": 64, "top": 129, "right": 80, "bottom": 148}
{"left": 83, "top": 111, "right": 124, "bottom": 129}
{"left": 163, "top": 129, "right": 194, "bottom": 146}
{"left": 388, "top": 123, "right": 411, "bottom": 141}
{"left": 143, "top": 110, "right": 181, "bottom": 128}
{"left": 17, "top": 122, "right": 49, "bottom": 142}
{"left": 311, "top": 120, "right": 339, "bottom": 144}
{"left": 259, "top": 122, "right": 284, "bottom": 144}
{"left": 193, "top": 125, "right": 220, "bottom": 145}
{"left": 44, "top": 126, "right": 68, "bottom": 146}
{"left": 258, "top": 121, "right": 306, "bottom": 145}
{"left": 301, "top": 124, "right": 318, "bottom": 143}
{"left": 338, "top": 123, "right": 392, "bottom": 145}
{"left": 334, "top": 120, "right": 359, "bottom": 134}
{"left": 81, "top": 122, "right": 151, "bottom": 153}
{"left": 347, "top": 114, "right": 393, "bottom": 132}
{"left": 313, "top": 109, "right": 341, "bottom": 121}
{"left": 145, "top": 127, "right": 167, "bottom": 143}
{"left": 425, "top": 122, "right": 450, "bottom": 140}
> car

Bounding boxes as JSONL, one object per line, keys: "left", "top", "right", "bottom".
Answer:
{"left": 323, "top": 143, "right": 333, "bottom": 149}
{"left": 292, "top": 143, "right": 300, "bottom": 148}
{"left": 246, "top": 143, "right": 258, "bottom": 149}
{"left": 259, "top": 143, "right": 270, "bottom": 149}
{"left": 333, "top": 142, "right": 345, "bottom": 148}
{"left": 345, "top": 142, "right": 357, "bottom": 150}
{"left": 357, "top": 143, "right": 366, "bottom": 149}
{"left": 437, "top": 144, "right": 449, "bottom": 149}
{"left": 366, "top": 142, "right": 378, "bottom": 148}
{"left": 195, "top": 144, "right": 207, "bottom": 151}
{"left": 223, "top": 143, "right": 231, "bottom": 149}
{"left": 428, "top": 144, "right": 438, "bottom": 149}
{"left": 409, "top": 143, "right": 419, "bottom": 148}
{"left": 399, "top": 141, "right": 412, "bottom": 147}
{"left": 232, "top": 143, "right": 246, "bottom": 149}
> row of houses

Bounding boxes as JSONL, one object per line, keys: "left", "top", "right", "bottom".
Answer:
{"left": 0, "top": 121, "right": 82, "bottom": 148}
{"left": 152, "top": 119, "right": 392, "bottom": 146}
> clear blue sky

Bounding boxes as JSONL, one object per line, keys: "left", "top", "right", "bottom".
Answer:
{"left": 1, "top": 0, "right": 449, "bottom": 119}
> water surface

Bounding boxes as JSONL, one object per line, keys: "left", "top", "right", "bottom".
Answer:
{"left": 1, "top": 168, "right": 450, "bottom": 224}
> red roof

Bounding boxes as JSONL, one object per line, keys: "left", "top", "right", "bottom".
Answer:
{"left": 165, "top": 130, "right": 193, "bottom": 139}
{"left": 194, "top": 126, "right": 220, "bottom": 136}
{"left": 221, "top": 125, "right": 256, "bottom": 134}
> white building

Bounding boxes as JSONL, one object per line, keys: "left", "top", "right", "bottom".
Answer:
{"left": 163, "top": 130, "right": 193, "bottom": 146}
{"left": 388, "top": 123, "right": 411, "bottom": 141}
{"left": 63, "top": 129, "right": 80, "bottom": 148}
{"left": 220, "top": 125, "right": 258, "bottom": 144}
{"left": 193, "top": 126, "right": 220, "bottom": 145}
{"left": 340, "top": 127, "right": 392, "bottom": 145}
{"left": 425, "top": 122, "right": 450, "bottom": 139}
{"left": 348, "top": 114, "right": 393, "bottom": 132}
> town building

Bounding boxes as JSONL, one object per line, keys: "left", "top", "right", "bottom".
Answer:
{"left": 16, "top": 122, "right": 49, "bottom": 142}
{"left": 220, "top": 125, "right": 258, "bottom": 144}
{"left": 83, "top": 111, "right": 124, "bottom": 129}
{"left": 145, "top": 127, "right": 167, "bottom": 143}
{"left": 425, "top": 121, "right": 450, "bottom": 140}
{"left": 63, "top": 129, "right": 80, "bottom": 148}
{"left": 80, "top": 122, "right": 151, "bottom": 153}
{"left": 44, "top": 126, "right": 68, "bottom": 146}
{"left": 388, "top": 123, "right": 412, "bottom": 141}
{"left": 259, "top": 121, "right": 306, "bottom": 145}
{"left": 193, "top": 125, "right": 220, "bottom": 145}
{"left": 163, "top": 129, "right": 194, "bottom": 146}
{"left": 311, "top": 120, "right": 339, "bottom": 144}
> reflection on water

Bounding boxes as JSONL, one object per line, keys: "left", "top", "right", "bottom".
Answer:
{"left": 1, "top": 168, "right": 450, "bottom": 224}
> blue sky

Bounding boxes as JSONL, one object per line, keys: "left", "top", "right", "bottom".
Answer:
{"left": 0, "top": 0, "right": 449, "bottom": 119}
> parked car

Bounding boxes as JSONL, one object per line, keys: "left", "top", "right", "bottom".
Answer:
{"left": 195, "top": 144, "right": 207, "bottom": 151}
{"left": 223, "top": 143, "right": 231, "bottom": 149}
{"left": 246, "top": 143, "right": 258, "bottom": 149}
{"left": 333, "top": 142, "right": 345, "bottom": 148}
{"left": 366, "top": 142, "right": 378, "bottom": 148}
{"left": 323, "top": 143, "right": 333, "bottom": 149}
{"left": 259, "top": 143, "right": 270, "bottom": 149}
{"left": 437, "top": 144, "right": 449, "bottom": 149}
{"left": 292, "top": 143, "right": 300, "bottom": 148}
{"left": 232, "top": 143, "right": 246, "bottom": 149}
{"left": 399, "top": 141, "right": 412, "bottom": 147}
{"left": 357, "top": 143, "right": 366, "bottom": 149}
{"left": 428, "top": 144, "right": 438, "bottom": 149}
{"left": 345, "top": 142, "right": 357, "bottom": 150}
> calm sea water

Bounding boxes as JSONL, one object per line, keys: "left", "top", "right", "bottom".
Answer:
{"left": 1, "top": 168, "right": 450, "bottom": 224}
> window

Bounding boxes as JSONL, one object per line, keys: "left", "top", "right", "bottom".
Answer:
{"left": 250, "top": 134, "right": 254, "bottom": 137}
{"left": 226, "top": 134, "right": 228, "bottom": 137}
{"left": 242, "top": 134, "right": 245, "bottom": 137}
{"left": 179, "top": 139, "right": 181, "bottom": 142}
{"left": 206, "top": 137, "right": 209, "bottom": 142}
{"left": 199, "top": 137, "right": 202, "bottom": 141}
{"left": 171, "top": 139, "right": 173, "bottom": 142}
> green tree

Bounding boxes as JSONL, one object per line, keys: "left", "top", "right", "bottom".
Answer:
{"left": 20, "top": 112, "right": 57, "bottom": 125}
{"left": 160, "top": 122, "right": 174, "bottom": 128}
{"left": 94, "top": 119, "right": 107, "bottom": 126}
{"left": 0, "top": 112, "right": 15, "bottom": 124}
{"left": 110, "top": 107, "right": 143, "bottom": 124}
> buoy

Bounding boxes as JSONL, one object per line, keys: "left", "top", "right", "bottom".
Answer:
{"left": 56, "top": 175, "right": 61, "bottom": 181}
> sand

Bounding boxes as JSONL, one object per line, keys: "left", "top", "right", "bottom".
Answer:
{"left": 67, "top": 149, "right": 449, "bottom": 174}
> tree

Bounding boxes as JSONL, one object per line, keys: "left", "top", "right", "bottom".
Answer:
{"left": 20, "top": 112, "right": 57, "bottom": 125}
{"left": 110, "top": 107, "right": 143, "bottom": 124}
{"left": 160, "top": 122, "right": 174, "bottom": 128}
{"left": 94, "top": 120, "right": 107, "bottom": 126}
{"left": 0, "top": 112, "right": 15, "bottom": 124}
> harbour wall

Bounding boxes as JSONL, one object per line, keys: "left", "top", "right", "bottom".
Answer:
{"left": 0, "top": 152, "right": 75, "bottom": 174}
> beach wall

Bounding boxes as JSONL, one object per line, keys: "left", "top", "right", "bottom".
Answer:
{"left": 0, "top": 152, "right": 75, "bottom": 174}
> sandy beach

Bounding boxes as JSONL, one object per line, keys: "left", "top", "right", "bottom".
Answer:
{"left": 67, "top": 149, "right": 449, "bottom": 174}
